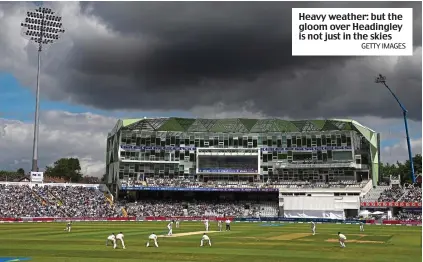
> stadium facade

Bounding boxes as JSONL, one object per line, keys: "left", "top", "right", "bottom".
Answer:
{"left": 106, "top": 118, "right": 380, "bottom": 195}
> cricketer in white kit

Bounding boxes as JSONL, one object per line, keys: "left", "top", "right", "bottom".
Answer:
{"left": 359, "top": 221, "right": 364, "bottom": 232}
{"left": 167, "top": 221, "right": 173, "bottom": 236}
{"left": 175, "top": 219, "right": 180, "bottom": 228}
{"left": 116, "top": 232, "right": 126, "bottom": 249}
{"left": 200, "top": 233, "right": 211, "bottom": 247}
{"left": 146, "top": 233, "right": 159, "bottom": 247}
{"left": 204, "top": 219, "right": 209, "bottom": 231}
{"left": 106, "top": 233, "right": 117, "bottom": 249}
{"left": 217, "top": 220, "right": 222, "bottom": 232}
{"left": 338, "top": 232, "right": 347, "bottom": 248}
{"left": 311, "top": 221, "right": 316, "bottom": 235}
{"left": 64, "top": 222, "right": 72, "bottom": 232}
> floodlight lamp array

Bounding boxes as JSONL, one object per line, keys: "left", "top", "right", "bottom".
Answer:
{"left": 375, "top": 74, "right": 386, "bottom": 84}
{"left": 21, "top": 7, "right": 65, "bottom": 45}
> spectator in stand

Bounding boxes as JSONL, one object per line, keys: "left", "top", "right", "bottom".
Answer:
{"left": 394, "top": 211, "right": 422, "bottom": 221}
{"left": 378, "top": 187, "right": 404, "bottom": 202}
{"left": 401, "top": 185, "right": 422, "bottom": 203}
{"left": 0, "top": 184, "right": 119, "bottom": 218}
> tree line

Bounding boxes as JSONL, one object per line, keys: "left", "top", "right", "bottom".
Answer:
{"left": 379, "top": 154, "right": 422, "bottom": 184}
{"left": 0, "top": 158, "right": 101, "bottom": 184}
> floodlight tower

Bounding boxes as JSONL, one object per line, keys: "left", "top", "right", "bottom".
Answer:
{"left": 21, "top": 7, "right": 65, "bottom": 172}
{"left": 375, "top": 74, "right": 416, "bottom": 183}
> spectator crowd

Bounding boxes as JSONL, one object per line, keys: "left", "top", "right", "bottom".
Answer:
{"left": 378, "top": 186, "right": 405, "bottom": 202}
{"left": 0, "top": 182, "right": 420, "bottom": 221}
{"left": 0, "top": 184, "right": 119, "bottom": 218}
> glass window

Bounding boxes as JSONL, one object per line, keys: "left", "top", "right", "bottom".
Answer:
{"left": 317, "top": 138, "right": 322, "bottom": 147}
{"left": 328, "top": 150, "right": 332, "bottom": 159}
{"left": 171, "top": 136, "right": 176, "bottom": 145}
{"left": 184, "top": 138, "right": 189, "bottom": 145}
{"left": 306, "top": 138, "right": 311, "bottom": 147}
{"left": 332, "top": 151, "right": 353, "bottom": 161}
{"left": 277, "top": 138, "right": 282, "bottom": 147}
{"left": 253, "top": 139, "right": 257, "bottom": 148}
{"left": 341, "top": 134, "right": 347, "bottom": 144}
{"left": 234, "top": 139, "right": 238, "bottom": 147}
{"left": 297, "top": 138, "right": 302, "bottom": 147}
{"left": 175, "top": 137, "right": 180, "bottom": 146}
{"left": 323, "top": 153, "right": 327, "bottom": 162}
{"left": 287, "top": 139, "right": 291, "bottom": 147}
{"left": 141, "top": 138, "right": 146, "bottom": 145}
{"left": 229, "top": 137, "right": 233, "bottom": 147}
{"left": 166, "top": 138, "right": 170, "bottom": 145}
{"left": 346, "top": 137, "right": 352, "bottom": 147}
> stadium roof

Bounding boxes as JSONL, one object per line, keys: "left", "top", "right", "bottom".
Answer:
{"left": 109, "top": 117, "right": 375, "bottom": 135}
{"left": 108, "top": 117, "right": 380, "bottom": 186}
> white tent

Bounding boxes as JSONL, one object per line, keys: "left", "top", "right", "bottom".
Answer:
{"left": 372, "top": 211, "right": 384, "bottom": 215}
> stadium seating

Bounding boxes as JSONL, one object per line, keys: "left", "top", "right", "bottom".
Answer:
{"left": 0, "top": 184, "right": 120, "bottom": 218}
{"left": 251, "top": 202, "right": 279, "bottom": 217}
{"left": 400, "top": 185, "right": 422, "bottom": 202}
{"left": 361, "top": 185, "right": 391, "bottom": 201}
{"left": 0, "top": 182, "right": 420, "bottom": 221}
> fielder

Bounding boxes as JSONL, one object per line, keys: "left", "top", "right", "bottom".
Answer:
{"left": 167, "top": 221, "right": 173, "bottom": 236}
{"left": 359, "top": 221, "right": 364, "bottom": 232}
{"left": 64, "top": 222, "right": 72, "bottom": 232}
{"left": 116, "top": 232, "right": 126, "bottom": 249}
{"left": 146, "top": 233, "right": 159, "bottom": 247}
{"left": 204, "top": 219, "right": 209, "bottom": 232}
{"left": 106, "top": 233, "right": 117, "bottom": 249}
{"left": 311, "top": 221, "right": 316, "bottom": 235}
{"left": 200, "top": 233, "right": 211, "bottom": 247}
{"left": 338, "top": 232, "right": 347, "bottom": 248}
{"left": 175, "top": 219, "right": 180, "bottom": 228}
{"left": 217, "top": 220, "right": 222, "bottom": 232}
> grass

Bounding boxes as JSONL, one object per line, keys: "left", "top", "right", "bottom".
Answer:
{"left": 0, "top": 222, "right": 420, "bottom": 262}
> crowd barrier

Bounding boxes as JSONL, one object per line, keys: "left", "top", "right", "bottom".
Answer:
{"left": 0, "top": 216, "right": 420, "bottom": 226}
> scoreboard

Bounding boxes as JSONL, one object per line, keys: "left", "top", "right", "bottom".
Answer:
{"left": 196, "top": 148, "right": 260, "bottom": 174}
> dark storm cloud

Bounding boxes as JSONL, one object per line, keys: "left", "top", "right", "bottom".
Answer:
{"left": 57, "top": 2, "right": 422, "bottom": 120}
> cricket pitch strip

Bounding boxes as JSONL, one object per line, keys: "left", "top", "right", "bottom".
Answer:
{"left": 159, "top": 231, "right": 219, "bottom": 238}
{"left": 325, "top": 238, "right": 385, "bottom": 244}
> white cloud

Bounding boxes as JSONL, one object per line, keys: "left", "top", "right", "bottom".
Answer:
{"left": 0, "top": 110, "right": 117, "bottom": 177}
{"left": 381, "top": 138, "right": 422, "bottom": 165}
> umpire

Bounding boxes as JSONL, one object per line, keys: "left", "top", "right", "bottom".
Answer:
{"left": 225, "top": 218, "right": 231, "bottom": 231}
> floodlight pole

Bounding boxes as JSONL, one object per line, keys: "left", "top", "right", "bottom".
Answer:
{"left": 21, "top": 7, "right": 65, "bottom": 172}
{"left": 375, "top": 74, "right": 416, "bottom": 183}
{"left": 32, "top": 43, "right": 42, "bottom": 172}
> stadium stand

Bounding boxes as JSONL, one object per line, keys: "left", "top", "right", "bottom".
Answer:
{"left": 0, "top": 184, "right": 119, "bottom": 218}
{"left": 400, "top": 185, "right": 422, "bottom": 202}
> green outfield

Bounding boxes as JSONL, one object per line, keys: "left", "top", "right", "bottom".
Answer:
{"left": 0, "top": 222, "right": 421, "bottom": 262}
